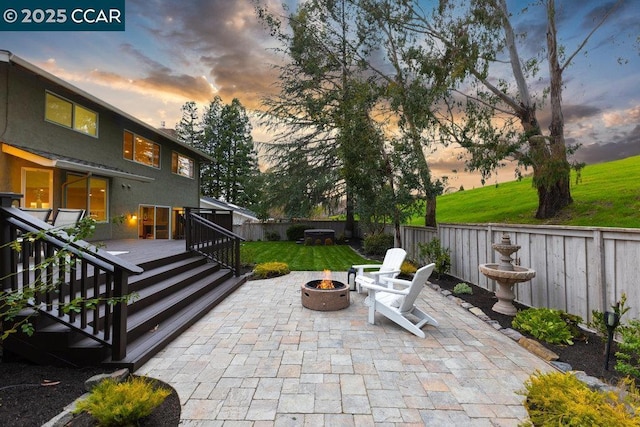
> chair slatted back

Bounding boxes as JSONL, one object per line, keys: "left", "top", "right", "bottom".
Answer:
{"left": 398, "top": 263, "right": 435, "bottom": 313}
{"left": 52, "top": 208, "right": 86, "bottom": 228}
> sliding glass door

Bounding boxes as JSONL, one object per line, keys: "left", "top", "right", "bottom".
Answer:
{"left": 139, "top": 205, "right": 170, "bottom": 239}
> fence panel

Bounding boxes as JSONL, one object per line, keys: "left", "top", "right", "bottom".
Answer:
{"left": 403, "top": 223, "right": 640, "bottom": 323}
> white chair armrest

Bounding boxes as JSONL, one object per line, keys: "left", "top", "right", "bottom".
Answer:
{"left": 360, "top": 282, "right": 409, "bottom": 295}
{"left": 370, "top": 269, "right": 400, "bottom": 277}
{"left": 352, "top": 264, "right": 383, "bottom": 270}
{"left": 384, "top": 277, "right": 412, "bottom": 288}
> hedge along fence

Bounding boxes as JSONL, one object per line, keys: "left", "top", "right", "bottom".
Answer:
{"left": 402, "top": 223, "right": 640, "bottom": 324}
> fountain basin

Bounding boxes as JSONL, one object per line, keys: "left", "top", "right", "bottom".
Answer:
{"left": 479, "top": 263, "right": 535, "bottom": 316}
{"left": 479, "top": 264, "right": 535, "bottom": 283}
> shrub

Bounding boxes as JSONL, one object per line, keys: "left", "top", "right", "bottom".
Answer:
{"left": 286, "top": 224, "right": 308, "bottom": 241}
{"left": 324, "top": 238, "right": 333, "bottom": 246}
{"left": 74, "top": 376, "right": 170, "bottom": 426}
{"left": 453, "top": 282, "right": 473, "bottom": 295}
{"left": 400, "top": 261, "right": 417, "bottom": 276}
{"left": 314, "top": 238, "right": 322, "bottom": 246}
{"left": 253, "top": 262, "right": 290, "bottom": 279}
{"left": 363, "top": 233, "right": 394, "bottom": 255}
{"left": 304, "top": 237, "right": 313, "bottom": 246}
{"left": 519, "top": 371, "right": 640, "bottom": 426}
{"left": 513, "top": 308, "right": 583, "bottom": 345}
{"left": 265, "top": 231, "right": 281, "bottom": 241}
{"left": 417, "top": 238, "right": 451, "bottom": 277}
{"left": 616, "top": 319, "right": 640, "bottom": 380}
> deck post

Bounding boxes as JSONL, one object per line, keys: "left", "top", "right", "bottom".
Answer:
{"left": 0, "top": 193, "right": 22, "bottom": 291}
{"left": 111, "top": 269, "right": 129, "bottom": 361}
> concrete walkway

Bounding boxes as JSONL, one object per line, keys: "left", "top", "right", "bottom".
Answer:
{"left": 137, "top": 272, "right": 554, "bottom": 426}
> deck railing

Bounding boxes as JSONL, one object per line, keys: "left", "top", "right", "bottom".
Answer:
{"left": 0, "top": 193, "right": 143, "bottom": 361}
{"left": 184, "top": 207, "right": 244, "bottom": 276}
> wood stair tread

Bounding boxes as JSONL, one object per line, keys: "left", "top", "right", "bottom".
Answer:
{"left": 104, "top": 274, "right": 247, "bottom": 369}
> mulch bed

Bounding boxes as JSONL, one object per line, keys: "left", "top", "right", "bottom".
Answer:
{"left": 0, "top": 362, "right": 180, "bottom": 426}
{"left": 428, "top": 272, "right": 626, "bottom": 385}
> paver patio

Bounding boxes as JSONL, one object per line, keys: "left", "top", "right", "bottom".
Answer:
{"left": 137, "top": 271, "right": 555, "bottom": 426}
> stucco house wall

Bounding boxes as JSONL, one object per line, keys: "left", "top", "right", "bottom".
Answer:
{"left": 0, "top": 51, "right": 209, "bottom": 241}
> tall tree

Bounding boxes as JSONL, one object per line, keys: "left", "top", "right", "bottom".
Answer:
{"left": 256, "top": 0, "right": 380, "bottom": 226}
{"left": 177, "top": 97, "right": 260, "bottom": 206}
{"left": 395, "top": 0, "right": 621, "bottom": 218}
{"left": 175, "top": 101, "right": 202, "bottom": 148}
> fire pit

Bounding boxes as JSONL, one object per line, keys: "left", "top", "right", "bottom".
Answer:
{"left": 301, "top": 271, "right": 350, "bottom": 311}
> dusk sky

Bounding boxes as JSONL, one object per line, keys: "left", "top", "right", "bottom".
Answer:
{"left": 2, "top": 0, "right": 639, "bottom": 189}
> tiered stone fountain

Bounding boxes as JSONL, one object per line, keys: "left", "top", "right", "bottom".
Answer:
{"left": 479, "top": 234, "right": 536, "bottom": 316}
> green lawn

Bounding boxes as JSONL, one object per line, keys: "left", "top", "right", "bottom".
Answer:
{"left": 241, "top": 241, "right": 376, "bottom": 271}
{"left": 407, "top": 155, "right": 640, "bottom": 228}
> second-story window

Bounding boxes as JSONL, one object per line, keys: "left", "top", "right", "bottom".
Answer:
{"left": 45, "top": 92, "right": 97, "bottom": 136}
{"left": 171, "top": 152, "right": 194, "bottom": 178}
{"left": 123, "top": 130, "right": 160, "bottom": 168}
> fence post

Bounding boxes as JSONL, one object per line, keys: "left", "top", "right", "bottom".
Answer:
{"left": 593, "top": 229, "right": 606, "bottom": 312}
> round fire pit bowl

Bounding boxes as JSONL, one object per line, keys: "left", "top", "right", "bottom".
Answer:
{"left": 301, "top": 280, "right": 350, "bottom": 311}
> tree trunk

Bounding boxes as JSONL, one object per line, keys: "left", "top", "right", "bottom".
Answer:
{"left": 345, "top": 187, "right": 355, "bottom": 238}
{"left": 425, "top": 196, "right": 437, "bottom": 228}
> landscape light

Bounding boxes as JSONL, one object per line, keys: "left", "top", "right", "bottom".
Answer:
{"left": 604, "top": 311, "right": 620, "bottom": 370}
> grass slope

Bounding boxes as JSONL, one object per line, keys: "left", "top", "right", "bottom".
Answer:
{"left": 242, "top": 241, "right": 375, "bottom": 271}
{"left": 408, "top": 155, "right": 640, "bottom": 228}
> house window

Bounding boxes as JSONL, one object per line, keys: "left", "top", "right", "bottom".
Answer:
{"left": 64, "top": 174, "right": 108, "bottom": 222}
{"left": 123, "top": 131, "right": 160, "bottom": 168}
{"left": 45, "top": 92, "right": 98, "bottom": 137}
{"left": 22, "top": 168, "right": 53, "bottom": 209}
{"left": 172, "top": 152, "right": 194, "bottom": 178}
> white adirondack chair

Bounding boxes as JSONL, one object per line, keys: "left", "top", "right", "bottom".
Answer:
{"left": 353, "top": 247, "right": 406, "bottom": 293}
{"left": 360, "top": 263, "right": 438, "bottom": 338}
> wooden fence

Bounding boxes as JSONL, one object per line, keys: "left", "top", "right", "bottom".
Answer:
{"left": 402, "top": 223, "right": 640, "bottom": 323}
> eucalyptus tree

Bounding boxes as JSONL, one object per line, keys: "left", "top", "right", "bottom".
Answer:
{"left": 394, "top": 0, "right": 622, "bottom": 219}
{"left": 355, "top": 0, "right": 449, "bottom": 227}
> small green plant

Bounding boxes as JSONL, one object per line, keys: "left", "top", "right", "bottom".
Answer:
{"left": 304, "top": 237, "right": 313, "bottom": 246}
{"left": 314, "top": 238, "right": 322, "bottom": 246}
{"left": 417, "top": 238, "right": 451, "bottom": 277}
{"left": 286, "top": 224, "right": 308, "bottom": 241}
{"left": 253, "top": 262, "right": 290, "bottom": 279}
{"left": 400, "top": 261, "right": 417, "bottom": 276}
{"left": 324, "top": 237, "right": 333, "bottom": 246}
{"left": 363, "top": 233, "right": 394, "bottom": 255}
{"left": 519, "top": 371, "right": 640, "bottom": 426}
{"left": 73, "top": 376, "right": 170, "bottom": 426}
{"left": 616, "top": 319, "right": 640, "bottom": 380}
{"left": 589, "top": 293, "right": 631, "bottom": 338}
{"left": 453, "top": 282, "right": 473, "bottom": 295}
{"left": 512, "top": 308, "right": 583, "bottom": 345}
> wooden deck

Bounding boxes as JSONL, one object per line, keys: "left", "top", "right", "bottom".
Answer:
{"left": 101, "top": 239, "right": 188, "bottom": 265}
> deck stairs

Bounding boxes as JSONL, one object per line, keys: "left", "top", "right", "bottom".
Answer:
{"left": 3, "top": 251, "right": 247, "bottom": 371}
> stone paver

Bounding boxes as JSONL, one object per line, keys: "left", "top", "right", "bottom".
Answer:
{"left": 137, "top": 271, "right": 555, "bottom": 425}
